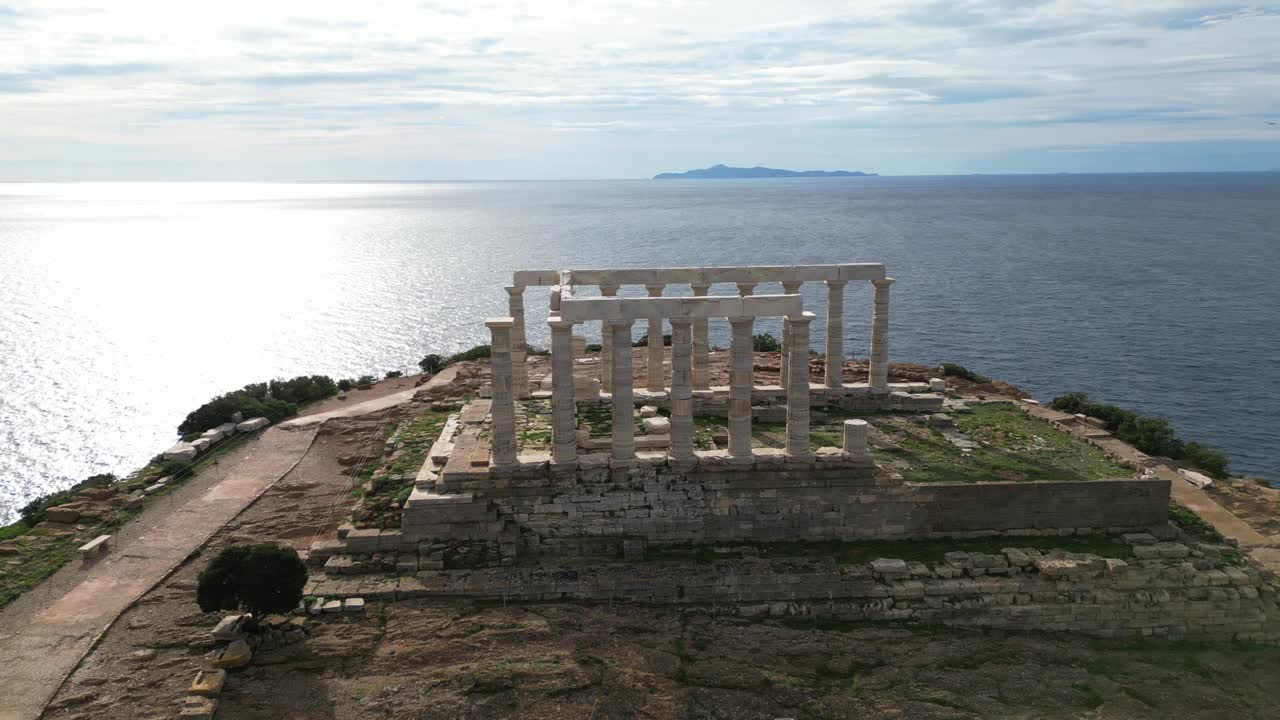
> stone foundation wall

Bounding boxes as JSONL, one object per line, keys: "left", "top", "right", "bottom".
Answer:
{"left": 406, "top": 457, "right": 1170, "bottom": 556}
{"left": 305, "top": 542, "right": 1280, "bottom": 643}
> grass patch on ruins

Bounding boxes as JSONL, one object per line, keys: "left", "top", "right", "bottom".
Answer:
{"left": 872, "top": 403, "right": 1131, "bottom": 483}
{"left": 646, "top": 535, "right": 1132, "bottom": 565}
{"left": 353, "top": 410, "right": 451, "bottom": 529}
{"left": 0, "top": 530, "right": 79, "bottom": 608}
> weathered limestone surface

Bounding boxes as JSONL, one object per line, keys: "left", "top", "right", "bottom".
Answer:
{"left": 727, "top": 317, "right": 754, "bottom": 458}
{"left": 825, "top": 280, "right": 846, "bottom": 388}
{"left": 645, "top": 284, "right": 665, "bottom": 392}
{"left": 309, "top": 546, "right": 1280, "bottom": 644}
{"left": 868, "top": 277, "right": 894, "bottom": 389}
{"left": 486, "top": 318, "right": 517, "bottom": 466}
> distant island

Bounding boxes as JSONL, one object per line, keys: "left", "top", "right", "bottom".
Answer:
{"left": 653, "top": 164, "right": 877, "bottom": 179}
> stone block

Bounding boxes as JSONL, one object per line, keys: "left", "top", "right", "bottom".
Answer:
{"left": 210, "top": 614, "right": 248, "bottom": 640}
{"left": 642, "top": 417, "right": 671, "bottom": 434}
{"left": 164, "top": 442, "right": 199, "bottom": 462}
{"left": 344, "top": 598, "right": 366, "bottom": 612}
{"left": 213, "top": 639, "right": 252, "bottom": 669}
{"left": 189, "top": 669, "right": 226, "bottom": 697}
{"left": 179, "top": 696, "right": 218, "bottom": 719}
{"left": 1121, "top": 533, "right": 1159, "bottom": 546}
{"left": 44, "top": 505, "right": 82, "bottom": 524}
{"left": 639, "top": 406, "right": 659, "bottom": 418}
{"left": 236, "top": 417, "right": 271, "bottom": 432}
{"left": 323, "top": 600, "right": 343, "bottom": 613}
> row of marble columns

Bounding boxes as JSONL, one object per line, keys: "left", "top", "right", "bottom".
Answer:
{"left": 486, "top": 310, "right": 820, "bottom": 467}
{"left": 505, "top": 278, "right": 893, "bottom": 399}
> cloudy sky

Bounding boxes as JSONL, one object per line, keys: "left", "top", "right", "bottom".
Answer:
{"left": 2, "top": 0, "right": 1278, "bottom": 179}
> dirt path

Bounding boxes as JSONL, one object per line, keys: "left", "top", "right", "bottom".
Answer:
{"left": 0, "top": 369, "right": 456, "bottom": 720}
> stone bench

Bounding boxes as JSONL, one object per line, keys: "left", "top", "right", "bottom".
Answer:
{"left": 79, "top": 534, "right": 111, "bottom": 559}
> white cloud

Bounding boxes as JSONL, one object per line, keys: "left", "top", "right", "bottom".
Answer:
{"left": 1, "top": 0, "right": 1278, "bottom": 178}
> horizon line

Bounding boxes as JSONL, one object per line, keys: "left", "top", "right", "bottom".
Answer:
{"left": 3, "top": 169, "right": 1280, "bottom": 183}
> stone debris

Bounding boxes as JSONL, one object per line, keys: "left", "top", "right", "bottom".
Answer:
{"left": 343, "top": 597, "right": 366, "bottom": 612}
{"left": 1179, "top": 468, "right": 1214, "bottom": 488}
{"left": 927, "top": 413, "right": 954, "bottom": 428}
{"left": 209, "top": 614, "right": 249, "bottom": 641}
{"left": 188, "top": 669, "right": 226, "bottom": 697}
{"left": 639, "top": 406, "right": 659, "bottom": 418}
{"left": 213, "top": 638, "right": 252, "bottom": 669}
{"left": 163, "top": 442, "right": 199, "bottom": 462}
{"left": 641, "top": 416, "right": 671, "bottom": 434}
{"left": 322, "top": 600, "right": 343, "bottom": 613}
{"left": 179, "top": 696, "right": 218, "bottom": 719}
{"left": 1121, "top": 533, "right": 1159, "bottom": 546}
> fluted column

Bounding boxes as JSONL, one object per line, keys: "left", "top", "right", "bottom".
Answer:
{"left": 645, "top": 284, "right": 665, "bottom": 392}
{"left": 599, "top": 284, "right": 619, "bottom": 393}
{"left": 785, "top": 312, "right": 814, "bottom": 458}
{"left": 779, "top": 280, "right": 801, "bottom": 389}
{"left": 728, "top": 316, "right": 754, "bottom": 459}
{"left": 868, "top": 278, "right": 895, "bottom": 390}
{"left": 486, "top": 318, "right": 518, "bottom": 466}
{"left": 548, "top": 317, "right": 577, "bottom": 465}
{"left": 690, "top": 283, "right": 711, "bottom": 390}
{"left": 505, "top": 287, "right": 529, "bottom": 398}
{"left": 824, "top": 280, "right": 846, "bottom": 388}
{"left": 669, "top": 319, "right": 695, "bottom": 465}
{"left": 609, "top": 319, "right": 636, "bottom": 462}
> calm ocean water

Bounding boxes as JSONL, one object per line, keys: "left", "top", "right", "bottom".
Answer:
{"left": 1, "top": 175, "right": 1278, "bottom": 522}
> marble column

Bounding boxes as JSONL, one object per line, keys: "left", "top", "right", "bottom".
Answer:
{"left": 669, "top": 319, "right": 695, "bottom": 465}
{"left": 824, "top": 280, "right": 846, "bottom": 388}
{"left": 645, "top": 284, "right": 665, "bottom": 392}
{"left": 548, "top": 317, "right": 577, "bottom": 465}
{"left": 785, "top": 312, "right": 815, "bottom": 458}
{"left": 843, "top": 418, "right": 869, "bottom": 461}
{"left": 609, "top": 319, "right": 636, "bottom": 462}
{"left": 505, "top": 287, "right": 529, "bottom": 398}
{"left": 486, "top": 317, "right": 518, "bottom": 466}
{"left": 728, "top": 316, "right": 755, "bottom": 459}
{"left": 690, "top": 283, "right": 711, "bottom": 390}
{"left": 599, "top": 284, "right": 619, "bottom": 393}
{"left": 779, "top": 280, "right": 801, "bottom": 389}
{"left": 868, "top": 278, "right": 895, "bottom": 390}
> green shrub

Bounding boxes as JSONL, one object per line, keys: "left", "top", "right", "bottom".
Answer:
{"left": 1183, "top": 442, "right": 1230, "bottom": 479}
{"left": 385, "top": 370, "right": 403, "bottom": 379}
{"left": 752, "top": 333, "right": 781, "bottom": 352}
{"left": 939, "top": 363, "right": 990, "bottom": 384}
{"left": 267, "top": 375, "right": 338, "bottom": 405}
{"left": 178, "top": 392, "right": 297, "bottom": 435}
{"left": 446, "top": 344, "right": 491, "bottom": 364}
{"left": 418, "top": 354, "right": 444, "bottom": 374}
{"left": 1050, "top": 393, "right": 1229, "bottom": 476}
{"left": 356, "top": 375, "right": 376, "bottom": 390}
{"left": 634, "top": 334, "right": 671, "bottom": 347}
{"left": 584, "top": 343, "right": 602, "bottom": 353}
{"left": 337, "top": 378, "right": 354, "bottom": 392}
{"left": 196, "top": 544, "right": 308, "bottom": 616}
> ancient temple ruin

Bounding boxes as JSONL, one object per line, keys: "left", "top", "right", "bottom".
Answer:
{"left": 392, "top": 263, "right": 1168, "bottom": 561}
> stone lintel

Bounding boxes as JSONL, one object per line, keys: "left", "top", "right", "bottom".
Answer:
{"left": 558, "top": 294, "right": 802, "bottom": 323}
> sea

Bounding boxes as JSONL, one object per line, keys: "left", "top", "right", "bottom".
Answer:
{"left": 1, "top": 174, "right": 1278, "bottom": 523}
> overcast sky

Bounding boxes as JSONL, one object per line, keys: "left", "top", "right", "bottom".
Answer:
{"left": 2, "top": 1, "right": 1279, "bottom": 180}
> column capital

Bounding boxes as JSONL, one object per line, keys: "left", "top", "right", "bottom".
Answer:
{"left": 690, "top": 283, "right": 711, "bottom": 295}
{"left": 872, "top": 277, "right": 896, "bottom": 289}
{"left": 826, "top": 279, "right": 848, "bottom": 289}
{"left": 786, "top": 311, "right": 815, "bottom": 325}
{"left": 607, "top": 318, "right": 634, "bottom": 327}
{"left": 781, "top": 280, "right": 802, "bottom": 292}
{"left": 485, "top": 317, "right": 515, "bottom": 329}
{"left": 728, "top": 316, "right": 755, "bottom": 326}
{"left": 600, "top": 284, "right": 620, "bottom": 296}
{"left": 668, "top": 317, "right": 693, "bottom": 327}
{"left": 645, "top": 283, "right": 665, "bottom": 296}
{"left": 547, "top": 316, "right": 575, "bottom": 330}
{"left": 504, "top": 285, "right": 523, "bottom": 297}
{"left": 736, "top": 282, "right": 756, "bottom": 295}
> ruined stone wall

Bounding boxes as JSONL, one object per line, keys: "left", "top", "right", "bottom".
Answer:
{"left": 308, "top": 542, "right": 1280, "bottom": 644}
{"left": 415, "top": 459, "right": 1170, "bottom": 556}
